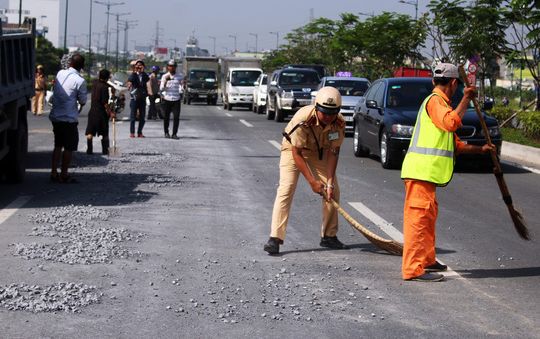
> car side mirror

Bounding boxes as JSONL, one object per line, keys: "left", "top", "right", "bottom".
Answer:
{"left": 270, "top": 80, "right": 277, "bottom": 86}
{"left": 366, "top": 100, "right": 378, "bottom": 109}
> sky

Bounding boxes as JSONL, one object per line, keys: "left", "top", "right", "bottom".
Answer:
{"left": 62, "top": 0, "right": 429, "bottom": 54}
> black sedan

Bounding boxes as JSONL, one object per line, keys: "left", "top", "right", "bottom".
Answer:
{"left": 352, "top": 77, "right": 502, "bottom": 169}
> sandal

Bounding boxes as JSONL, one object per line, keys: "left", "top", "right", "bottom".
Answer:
{"left": 59, "top": 175, "right": 79, "bottom": 184}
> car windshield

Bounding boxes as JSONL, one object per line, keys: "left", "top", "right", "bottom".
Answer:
{"left": 190, "top": 70, "right": 216, "bottom": 81}
{"left": 231, "top": 71, "right": 261, "bottom": 86}
{"left": 386, "top": 82, "right": 433, "bottom": 108}
{"left": 279, "top": 71, "right": 320, "bottom": 86}
{"left": 325, "top": 79, "right": 369, "bottom": 96}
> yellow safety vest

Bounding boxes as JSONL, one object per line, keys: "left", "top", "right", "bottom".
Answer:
{"left": 401, "top": 93, "right": 455, "bottom": 186}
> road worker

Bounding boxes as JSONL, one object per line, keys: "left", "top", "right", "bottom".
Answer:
{"left": 401, "top": 63, "right": 495, "bottom": 282}
{"left": 264, "top": 86, "right": 348, "bottom": 255}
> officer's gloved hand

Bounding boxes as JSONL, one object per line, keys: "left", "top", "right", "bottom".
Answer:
{"left": 309, "top": 180, "right": 325, "bottom": 195}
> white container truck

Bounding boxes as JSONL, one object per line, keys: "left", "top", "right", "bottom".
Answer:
{"left": 219, "top": 57, "right": 262, "bottom": 111}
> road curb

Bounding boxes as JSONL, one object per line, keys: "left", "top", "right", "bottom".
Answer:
{"left": 501, "top": 141, "right": 540, "bottom": 171}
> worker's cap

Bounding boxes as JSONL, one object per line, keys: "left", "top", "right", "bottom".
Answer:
{"left": 135, "top": 59, "right": 145, "bottom": 67}
{"left": 433, "top": 63, "right": 459, "bottom": 79}
{"left": 167, "top": 59, "right": 177, "bottom": 67}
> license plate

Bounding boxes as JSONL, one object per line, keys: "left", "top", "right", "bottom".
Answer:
{"left": 198, "top": 94, "right": 207, "bottom": 98}
{"left": 344, "top": 116, "right": 353, "bottom": 122}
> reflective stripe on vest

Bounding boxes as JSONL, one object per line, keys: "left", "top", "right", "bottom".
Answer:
{"left": 401, "top": 93, "right": 455, "bottom": 186}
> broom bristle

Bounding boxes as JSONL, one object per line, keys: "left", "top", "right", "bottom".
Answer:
{"left": 510, "top": 208, "right": 530, "bottom": 240}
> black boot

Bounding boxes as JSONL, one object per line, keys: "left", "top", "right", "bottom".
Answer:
{"left": 101, "top": 139, "right": 109, "bottom": 155}
{"left": 263, "top": 237, "right": 283, "bottom": 255}
{"left": 86, "top": 139, "right": 93, "bottom": 154}
{"left": 320, "top": 236, "right": 348, "bottom": 249}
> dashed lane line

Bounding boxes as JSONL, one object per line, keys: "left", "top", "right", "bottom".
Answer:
{"left": 240, "top": 119, "right": 253, "bottom": 127}
{"left": 348, "top": 201, "right": 460, "bottom": 278}
{"left": 225, "top": 113, "right": 233, "bottom": 117}
{"left": 268, "top": 140, "right": 281, "bottom": 150}
{"left": 0, "top": 196, "right": 32, "bottom": 225}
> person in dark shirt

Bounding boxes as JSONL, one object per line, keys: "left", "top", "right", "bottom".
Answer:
{"left": 85, "top": 69, "right": 113, "bottom": 155}
{"left": 127, "top": 60, "right": 149, "bottom": 138}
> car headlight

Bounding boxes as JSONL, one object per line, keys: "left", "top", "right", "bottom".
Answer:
{"left": 391, "top": 124, "right": 414, "bottom": 137}
{"left": 282, "top": 91, "right": 294, "bottom": 99}
{"left": 480, "top": 126, "right": 500, "bottom": 137}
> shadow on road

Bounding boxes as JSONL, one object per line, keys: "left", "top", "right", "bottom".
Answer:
{"left": 455, "top": 266, "right": 540, "bottom": 278}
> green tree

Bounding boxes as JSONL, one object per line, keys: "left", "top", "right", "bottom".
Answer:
{"left": 35, "top": 35, "right": 65, "bottom": 77}
{"left": 506, "top": 0, "right": 540, "bottom": 108}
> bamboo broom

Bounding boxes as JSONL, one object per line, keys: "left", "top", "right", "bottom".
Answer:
{"left": 458, "top": 65, "right": 530, "bottom": 240}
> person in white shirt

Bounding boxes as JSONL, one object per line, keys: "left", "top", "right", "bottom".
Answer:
{"left": 160, "top": 59, "right": 183, "bottom": 139}
{"left": 49, "top": 53, "right": 87, "bottom": 183}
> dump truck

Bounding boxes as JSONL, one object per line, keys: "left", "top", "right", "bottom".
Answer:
{"left": 219, "top": 57, "right": 262, "bottom": 110}
{"left": 182, "top": 56, "right": 219, "bottom": 105}
{"left": 0, "top": 18, "right": 35, "bottom": 183}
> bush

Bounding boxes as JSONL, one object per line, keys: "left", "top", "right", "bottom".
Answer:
{"left": 520, "top": 111, "right": 540, "bottom": 138}
{"left": 489, "top": 106, "right": 514, "bottom": 122}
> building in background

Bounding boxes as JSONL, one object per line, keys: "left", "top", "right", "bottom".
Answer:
{"left": 1, "top": 0, "right": 63, "bottom": 47}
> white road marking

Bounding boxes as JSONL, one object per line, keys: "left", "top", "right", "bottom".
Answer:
{"left": 268, "top": 140, "right": 282, "bottom": 150}
{"left": 501, "top": 160, "right": 540, "bottom": 175}
{"left": 240, "top": 119, "right": 253, "bottom": 127}
{"left": 347, "top": 201, "right": 460, "bottom": 278}
{"left": 0, "top": 196, "right": 32, "bottom": 225}
{"left": 225, "top": 113, "right": 233, "bottom": 117}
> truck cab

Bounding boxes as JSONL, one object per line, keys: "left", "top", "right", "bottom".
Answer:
{"left": 223, "top": 67, "right": 262, "bottom": 111}
{"left": 185, "top": 68, "right": 218, "bottom": 105}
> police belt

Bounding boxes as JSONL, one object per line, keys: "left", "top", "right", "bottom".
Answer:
{"left": 282, "top": 121, "right": 324, "bottom": 160}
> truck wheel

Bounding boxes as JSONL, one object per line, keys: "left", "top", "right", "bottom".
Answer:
{"left": 228, "top": 103, "right": 233, "bottom": 111}
{"left": 274, "top": 100, "right": 284, "bottom": 122}
{"left": 257, "top": 105, "right": 264, "bottom": 114}
{"left": 4, "top": 115, "right": 28, "bottom": 183}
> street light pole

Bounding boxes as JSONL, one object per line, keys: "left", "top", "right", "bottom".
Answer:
{"left": 269, "top": 31, "right": 279, "bottom": 50}
{"left": 94, "top": 1, "right": 124, "bottom": 68}
{"left": 208, "top": 36, "right": 216, "bottom": 56}
{"left": 63, "top": 0, "right": 68, "bottom": 50}
{"left": 249, "top": 33, "right": 258, "bottom": 57}
{"left": 228, "top": 34, "right": 237, "bottom": 53}
{"left": 399, "top": 0, "right": 418, "bottom": 21}
{"left": 88, "top": 0, "right": 92, "bottom": 70}
{"left": 111, "top": 12, "right": 129, "bottom": 72}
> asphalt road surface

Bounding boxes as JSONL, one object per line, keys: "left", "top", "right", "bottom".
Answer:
{"left": 1, "top": 101, "right": 539, "bottom": 338}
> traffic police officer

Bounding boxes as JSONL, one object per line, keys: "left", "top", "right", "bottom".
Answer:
{"left": 264, "top": 87, "right": 348, "bottom": 255}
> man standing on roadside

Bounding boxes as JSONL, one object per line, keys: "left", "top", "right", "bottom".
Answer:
{"left": 32, "top": 65, "right": 47, "bottom": 115}
{"left": 49, "top": 53, "right": 87, "bottom": 183}
{"left": 127, "top": 59, "right": 149, "bottom": 138}
{"left": 401, "top": 63, "right": 495, "bottom": 282}
{"left": 160, "top": 59, "right": 183, "bottom": 139}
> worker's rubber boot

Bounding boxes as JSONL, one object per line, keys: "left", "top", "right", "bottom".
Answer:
{"left": 101, "top": 140, "right": 109, "bottom": 155}
{"left": 86, "top": 139, "right": 93, "bottom": 155}
{"left": 320, "top": 236, "right": 348, "bottom": 249}
{"left": 263, "top": 237, "right": 283, "bottom": 255}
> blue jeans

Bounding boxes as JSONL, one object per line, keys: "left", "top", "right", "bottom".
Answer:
{"left": 130, "top": 98, "right": 146, "bottom": 134}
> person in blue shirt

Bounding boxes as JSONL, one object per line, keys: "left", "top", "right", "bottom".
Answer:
{"left": 49, "top": 53, "right": 87, "bottom": 183}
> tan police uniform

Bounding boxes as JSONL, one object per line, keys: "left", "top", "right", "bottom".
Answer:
{"left": 270, "top": 104, "right": 346, "bottom": 241}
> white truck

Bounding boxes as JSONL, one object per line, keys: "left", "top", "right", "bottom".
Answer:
{"left": 219, "top": 57, "right": 262, "bottom": 111}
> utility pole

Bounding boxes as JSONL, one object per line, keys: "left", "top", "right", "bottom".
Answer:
{"left": 154, "top": 21, "right": 163, "bottom": 49}
{"left": 228, "top": 34, "right": 237, "bottom": 53}
{"left": 95, "top": 1, "right": 124, "bottom": 68}
{"left": 88, "top": 0, "right": 93, "bottom": 70}
{"left": 208, "top": 36, "right": 216, "bottom": 56}
{"left": 121, "top": 20, "right": 137, "bottom": 65}
{"left": 249, "top": 33, "right": 258, "bottom": 57}
{"left": 111, "top": 12, "right": 130, "bottom": 72}
{"left": 269, "top": 31, "right": 279, "bottom": 50}
{"left": 63, "top": 0, "right": 69, "bottom": 50}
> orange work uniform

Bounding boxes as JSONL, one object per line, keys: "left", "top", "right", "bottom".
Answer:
{"left": 402, "top": 88, "right": 467, "bottom": 280}
{"left": 270, "top": 105, "right": 345, "bottom": 241}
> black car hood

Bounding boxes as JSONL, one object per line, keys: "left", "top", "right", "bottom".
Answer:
{"left": 461, "top": 109, "right": 498, "bottom": 127}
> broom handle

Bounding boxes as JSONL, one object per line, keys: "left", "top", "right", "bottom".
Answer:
{"left": 458, "top": 66, "right": 514, "bottom": 201}
{"left": 112, "top": 117, "right": 116, "bottom": 148}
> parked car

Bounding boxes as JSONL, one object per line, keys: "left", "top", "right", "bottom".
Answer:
{"left": 311, "top": 76, "right": 370, "bottom": 135}
{"left": 252, "top": 73, "right": 267, "bottom": 114}
{"left": 266, "top": 68, "right": 320, "bottom": 122}
{"left": 352, "top": 77, "right": 502, "bottom": 169}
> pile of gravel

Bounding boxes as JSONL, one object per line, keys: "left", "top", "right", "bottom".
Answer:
{"left": 12, "top": 205, "right": 144, "bottom": 264}
{"left": 144, "top": 175, "right": 197, "bottom": 189}
{"left": 0, "top": 283, "right": 101, "bottom": 313}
